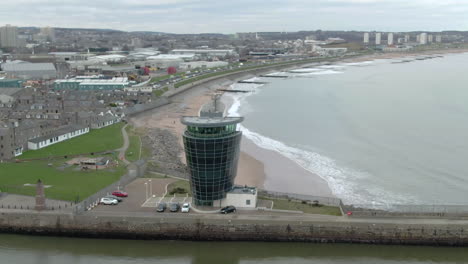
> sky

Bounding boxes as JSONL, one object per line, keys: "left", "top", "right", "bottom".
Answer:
{"left": 0, "top": 0, "right": 467, "bottom": 34}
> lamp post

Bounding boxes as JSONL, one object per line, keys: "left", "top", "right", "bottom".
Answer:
{"left": 149, "top": 179, "right": 152, "bottom": 197}
{"left": 144, "top": 182, "right": 148, "bottom": 200}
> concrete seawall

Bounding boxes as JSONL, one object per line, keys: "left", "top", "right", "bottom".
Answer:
{"left": 1, "top": 211, "right": 468, "bottom": 246}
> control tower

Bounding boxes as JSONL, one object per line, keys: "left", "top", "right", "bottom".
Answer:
{"left": 181, "top": 95, "right": 244, "bottom": 206}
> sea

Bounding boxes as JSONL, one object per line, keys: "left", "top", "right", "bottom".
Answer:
{"left": 227, "top": 53, "right": 468, "bottom": 208}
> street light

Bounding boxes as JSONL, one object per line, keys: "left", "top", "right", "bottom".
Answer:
{"left": 144, "top": 182, "right": 148, "bottom": 200}
{"left": 149, "top": 179, "right": 152, "bottom": 197}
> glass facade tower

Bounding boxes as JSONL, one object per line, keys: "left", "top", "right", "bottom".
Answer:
{"left": 182, "top": 116, "right": 244, "bottom": 206}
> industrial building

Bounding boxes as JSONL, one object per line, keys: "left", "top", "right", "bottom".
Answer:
{"left": 180, "top": 61, "right": 228, "bottom": 70}
{"left": 170, "top": 49, "right": 238, "bottom": 59}
{"left": 0, "top": 78, "right": 22, "bottom": 88}
{"left": 181, "top": 97, "right": 245, "bottom": 206}
{"left": 1, "top": 62, "right": 57, "bottom": 79}
{"left": 54, "top": 77, "right": 130, "bottom": 90}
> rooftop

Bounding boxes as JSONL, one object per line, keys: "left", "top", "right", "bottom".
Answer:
{"left": 181, "top": 116, "right": 243, "bottom": 127}
{"left": 28, "top": 124, "right": 88, "bottom": 143}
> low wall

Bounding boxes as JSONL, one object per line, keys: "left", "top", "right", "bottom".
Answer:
{"left": 1, "top": 211, "right": 468, "bottom": 246}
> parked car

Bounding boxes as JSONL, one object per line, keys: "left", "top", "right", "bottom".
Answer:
{"left": 169, "top": 203, "right": 180, "bottom": 212}
{"left": 220, "top": 205, "right": 236, "bottom": 214}
{"left": 104, "top": 195, "right": 122, "bottom": 202}
{"left": 181, "top": 203, "right": 190, "bottom": 213}
{"left": 100, "top": 197, "right": 118, "bottom": 205}
{"left": 112, "top": 191, "right": 128, "bottom": 197}
{"left": 156, "top": 202, "right": 167, "bottom": 212}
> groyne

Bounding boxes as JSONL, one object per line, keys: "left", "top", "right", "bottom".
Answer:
{"left": 1, "top": 211, "right": 468, "bottom": 246}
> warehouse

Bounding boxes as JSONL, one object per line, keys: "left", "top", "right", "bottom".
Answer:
{"left": 1, "top": 62, "right": 57, "bottom": 79}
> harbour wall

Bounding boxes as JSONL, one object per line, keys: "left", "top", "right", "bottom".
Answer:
{"left": 1, "top": 211, "right": 468, "bottom": 246}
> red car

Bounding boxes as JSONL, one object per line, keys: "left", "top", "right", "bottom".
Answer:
{"left": 112, "top": 191, "right": 128, "bottom": 197}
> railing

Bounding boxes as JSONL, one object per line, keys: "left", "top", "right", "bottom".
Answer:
{"left": 257, "top": 189, "right": 342, "bottom": 207}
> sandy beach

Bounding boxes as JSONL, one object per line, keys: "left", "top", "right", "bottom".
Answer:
{"left": 131, "top": 78, "right": 266, "bottom": 189}
{"left": 131, "top": 48, "right": 468, "bottom": 198}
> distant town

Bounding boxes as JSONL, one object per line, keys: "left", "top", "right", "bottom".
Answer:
{"left": 1, "top": 25, "right": 467, "bottom": 160}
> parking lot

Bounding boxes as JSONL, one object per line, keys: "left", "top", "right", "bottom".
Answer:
{"left": 89, "top": 177, "right": 284, "bottom": 217}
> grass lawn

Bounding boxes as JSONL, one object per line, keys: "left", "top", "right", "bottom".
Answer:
{"left": 153, "top": 86, "right": 169, "bottom": 97}
{"left": 0, "top": 158, "right": 126, "bottom": 202}
{"left": 167, "top": 180, "right": 191, "bottom": 197}
{"left": 260, "top": 197, "right": 342, "bottom": 216}
{"left": 20, "top": 123, "right": 124, "bottom": 159}
{"left": 125, "top": 126, "right": 141, "bottom": 162}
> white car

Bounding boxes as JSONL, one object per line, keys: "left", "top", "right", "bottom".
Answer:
{"left": 181, "top": 203, "right": 190, "bottom": 213}
{"left": 100, "top": 197, "right": 118, "bottom": 205}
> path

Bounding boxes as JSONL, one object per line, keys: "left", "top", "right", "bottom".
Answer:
{"left": 117, "top": 124, "right": 130, "bottom": 165}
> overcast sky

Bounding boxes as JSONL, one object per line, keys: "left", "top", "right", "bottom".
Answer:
{"left": 0, "top": 0, "right": 467, "bottom": 33}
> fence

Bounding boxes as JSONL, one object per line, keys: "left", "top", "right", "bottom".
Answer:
{"left": 341, "top": 203, "right": 468, "bottom": 218}
{"left": 257, "top": 189, "right": 342, "bottom": 207}
{"left": 72, "top": 160, "right": 147, "bottom": 214}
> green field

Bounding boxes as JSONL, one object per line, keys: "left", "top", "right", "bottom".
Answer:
{"left": 0, "top": 158, "right": 126, "bottom": 201}
{"left": 20, "top": 123, "right": 124, "bottom": 159}
{"left": 125, "top": 126, "right": 141, "bottom": 162}
{"left": 153, "top": 86, "right": 169, "bottom": 97}
{"left": 260, "top": 197, "right": 342, "bottom": 216}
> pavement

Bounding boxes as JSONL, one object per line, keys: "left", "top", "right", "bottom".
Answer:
{"left": 0, "top": 194, "right": 74, "bottom": 212}
{"left": 116, "top": 124, "right": 130, "bottom": 165}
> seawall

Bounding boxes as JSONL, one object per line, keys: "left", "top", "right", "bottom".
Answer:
{"left": 1, "top": 211, "right": 468, "bottom": 246}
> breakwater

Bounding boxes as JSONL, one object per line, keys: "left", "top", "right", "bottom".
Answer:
{"left": 1, "top": 211, "right": 468, "bottom": 246}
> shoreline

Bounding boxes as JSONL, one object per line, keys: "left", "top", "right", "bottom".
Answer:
{"left": 131, "top": 48, "right": 468, "bottom": 198}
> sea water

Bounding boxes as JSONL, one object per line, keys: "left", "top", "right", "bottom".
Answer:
{"left": 228, "top": 53, "right": 468, "bottom": 207}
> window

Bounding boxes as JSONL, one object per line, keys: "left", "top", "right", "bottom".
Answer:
{"left": 246, "top": 199, "right": 251, "bottom": 205}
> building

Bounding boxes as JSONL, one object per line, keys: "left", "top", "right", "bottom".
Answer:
{"left": 179, "top": 61, "right": 228, "bottom": 70}
{"left": 216, "top": 186, "right": 257, "bottom": 208}
{"left": 375, "top": 33, "right": 381, "bottom": 45}
{"left": 27, "top": 124, "right": 89, "bottom": 150}
{"left": 0, "top": 78, "right": 22, "bottom": 88}
{"left": 1, "top": 62, "right": 57, "bottom": 79}
{"left": 181, "top": 97, "right": 243, "bottom": 206}
{"left": 54, "top": 77, "right": 130, "bottom": 90}
{"left": 428, "top": 34, "right": 433, "bottom": 43}
{"left": 387, "top": 33, "right": 394, "bottom": 45}
{"left": 363, "top": 32, "right": 369, "bottom": 44}
{"left": 420, "top": 33, "right": 428, "bottom": 45}
{"left": 90, "top": 114, "right": 121, "bottom": 129}
{"left": 436, "top": 35, "right": 442, "bottom": 43}
{"left": 404, "top": 34, "right": 410, "bottom": 43}
{"left": 0, "top": 24, "right": 18, "bottom": 48}
{"left": 40, "top": 27, "right": 55, "bottom": 42}
{"left": 170, "top": 49, "right": 238, "bottom": 60}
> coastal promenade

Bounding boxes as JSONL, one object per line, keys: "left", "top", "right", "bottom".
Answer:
{"left": 1, "top": 209, "right": 468, "bottom": 245}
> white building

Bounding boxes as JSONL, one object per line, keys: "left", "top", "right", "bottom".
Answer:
{"left": 420, "top": 33, "right": 428, "bottom": 45}
{"left": 0, "top": 24, "right": 18, "bottom": 48}
{"left": 363, "top": 32, "right": 369, "bottom": 44}
{"left": 27, "top": 125, "right": 89, "bottom": 150}
{"left": 404, "top": 34, "right": 410, "bottom": 43}
{"left": 215, "top": 186, "right": 257, "bottom": 209}
{"left": 170, "top": 49, "right": 238, "bottom": 59}
{"left": 436, "top": 35, "right": 442, "bottom": 43}
{"left": 388, "top": 33, "right": 394, "bottom": 45}
{"left": 375, "top": 33, "right": 382, "bottom": 45}
{"left": 428, "top": 34, "right": 433, "bottom": 43}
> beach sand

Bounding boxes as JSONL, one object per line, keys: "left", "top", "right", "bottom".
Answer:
{"left": 130, "top": 81, "right": 267, "bottom": 189}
